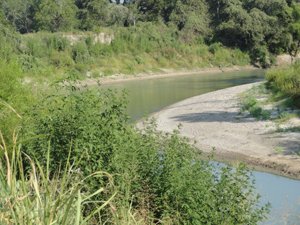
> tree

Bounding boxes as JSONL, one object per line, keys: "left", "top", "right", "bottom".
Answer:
{"left": 76, "top": 0, "right": 111, "bottom": 30}
{"left": 168, "top": 0, "right": 211, "bottom": 41}
{"left": 35, "top": 0, "right": 78, "bottom": 32}
{"left": 210, "top": 0, "right": 293, "bottom": 58}
{"left": 1, "top": 0, "right": 35, "bottom": 33}
{"left": 135, "top": 0, "right": 165, "bottom": 21}
{"left": 287, "top": 2, "right": 300, "bottom": 60}
{"left": 107, "top": 4, "right": 129, "bottom": 26}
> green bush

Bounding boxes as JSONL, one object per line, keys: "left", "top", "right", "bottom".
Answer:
{"left": 0, "top": 25, "right": 19, "bottom": 61}
{"left": 266, "top": 61, "right": 300, "bottom": 106}
{"left": 21, "top": 86, "right": 269, "bottom": 224}
{"left": 0, "top": 60, "right": 22, "bottom": 102}
{"left": 50, "top": 51, "right": 74, "bottom": 68}
{"left": 24, "top": 37, "right": 46, "bottom": 58}
{"left": 208, "top": 42, "right": 223, "bottom": 54}
{"left": 18, "top": 54, "right": 39, "bottom": 72}
{"left": 0, "top": 60, "right": 34, "bottom": 146}
{"left": 72, "top": 42, "right": 90, "bottom": 63}
{"left": 45, "top": 35, "right": 69, "bottom": 52}
{"left": 251, "top": 45, "right": 271, "bottom": 68}
{"left": 0, "top": 131, "right": 115, "bottom": 225}
{"left": 241, "top": 95, "right": 271, "bottom": 120}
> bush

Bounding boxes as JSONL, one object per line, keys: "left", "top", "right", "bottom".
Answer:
{"left": 251, "top": 45, "right": 271, "bottom": 68}
{"left": 266, "top": 61, "right": 300, "bottom": 106}
{"left": 24, "top": 37, "right": 46, "bottom": 58}
{"left": 72, "top": 42, "right": 90, "bottom": 63}
{"left": 0, "top": 60, "right": 22, "bottom": 102}
{"left": 0, "top": 60, "right": 34, "bottom": 147}
{"left": 50, "top": 51, "right": 74, "bottom": 68}
{"left": 208, "top": 42, "right": 223, "bottom": 54}
{"left": 45, "top": 35, "right": 69, "bottom": 52}
{"left": 21, "top": 86, "right": 269, "bottom": 224}
{"left": 0, "top": 131, "right": 115, "bottom": 225}
{"left": 241, "top": 95, "right": 271, "bottom": 120}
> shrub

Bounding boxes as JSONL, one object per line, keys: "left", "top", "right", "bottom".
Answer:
{"left": 72, "top": 42, "right": 90, "bottom": 63}
{"left": 21, "top": 86, "right": 269, "bottom": 224}
{"left": 45, "top": 35, "right": 69, "bottom": 52}
{"left": 208, "top": 42, "right": 223, "bottom": 54}
{"left": 266, "top": 61, "right": 300, "bottom": 106}
{"left": 18, "top": 54, "right": 39, "bottom": 72}
{"left": 50, "top": 51, "right": 74, "bottom": 68}
{"left": 24, "top": 37, "right": 46, "bottom": 58}
{"left": 0, "top": 131, "right": 115, "bottom": 225}
{"left": 251, "top": 45, "right": 271, "bottom": 68}
{"left": 0, "top": 60, "right": 22, "bottom": 102}
{"left": 241, "top": 95, "right": 271, "bottom": 120}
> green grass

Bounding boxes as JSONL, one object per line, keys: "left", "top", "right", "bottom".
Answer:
{"left": 0, "top": 79, "right": 269, "bottom": 224}
{"left": 15, "top": 23, "right": 250, "bottom": 83}
{"left": 240, "top": 94, "right": 271, "bottom": 120}
{"left": 0, "top": 131, "right": 116, "bottom": 225}
{"left": 274, "top": 146, "right": 285, "bottom": 154}
{"left": 266, "top": 61, "right": 300, "bottom": 108}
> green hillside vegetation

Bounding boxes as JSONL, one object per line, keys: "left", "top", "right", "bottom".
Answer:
{"left": 1, "top": 85, "right": 269, "bottom": 224}
{"left": 17, "top": 25, "right": 250, "bottom": 81}
{"left": 266, "top": 61, "right": 300, "bottom": 108}
{"left": 0, "top": 0, "right": 299, "bottom": 82}
{"left": 1, "top": 0, "right": 300, "bottom": 224}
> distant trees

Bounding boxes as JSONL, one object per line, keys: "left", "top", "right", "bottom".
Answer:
{"left": 35, "top": 0, "right": 78, "bottom": 32}
{"left": 169, "top": 0, "right": 211, "bottom": 40}
{"left": 76, "top": 0, "right": 110, "bottom": 30}
{"left": 211, "top": 0, "right": 289, "bottom": 49}
{"left": 1, "top": 0, "right": 35, "bottom": 33}
{"left": 0, "top": 0, "right": 299, "bottom": 64}
{"left": 287, "top": 3, "right": 300, "bottom": 60}
{"left": 206, "top": 0, "right": 296, "bottom": 66}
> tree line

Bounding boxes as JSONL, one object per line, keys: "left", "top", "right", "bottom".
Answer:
{"left": 0, "top": 0, "right": 299, "bottom": 64}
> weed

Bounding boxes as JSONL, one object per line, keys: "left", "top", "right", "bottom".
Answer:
{"left": 274, "top": 146, "right": 285, "bottom": 154}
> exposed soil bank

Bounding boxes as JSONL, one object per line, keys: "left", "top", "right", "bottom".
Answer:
{"left": 150, "top": 83, "right": 300, "bottom": 179}
{"left": 82, "top": 65, "right": 257, "bottom": 85}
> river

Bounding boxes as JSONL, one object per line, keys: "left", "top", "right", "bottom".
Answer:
{"left": 102, "top": 69, "right": 300, "bottom": 225}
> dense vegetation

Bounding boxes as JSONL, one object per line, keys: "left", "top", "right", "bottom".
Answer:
{"left": 0, "top": 0, "right": 300, "bottom": 77}
{"left": 1, "top": 83, "right": 269, "bottom": 224}
{"left": 2, "top": 0, "right": 300, "bottom": 224}
{"left": 14, "top": 25, "right": 250, "bottom": 80}
{"left": 266, "top": 61, "right": 300, "bottom": 108}
{"left": 0, "top": 20, "right": 270, "bottom": 225}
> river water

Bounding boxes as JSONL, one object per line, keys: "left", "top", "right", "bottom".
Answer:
{"left": 103, "top": 69, "right": 300, "bottom": 225}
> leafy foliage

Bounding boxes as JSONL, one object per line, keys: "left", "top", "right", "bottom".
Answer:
{"left": 1, "top": 0, "right": 300, "bottom": 66}
{"left": 35, "top": 0, "right": 78, "bottom": 32}
{"left": 0, "top": 130, "right": 116, "bottom": 225}
{"left": 266, "top": 61, "right": 300, "bottom": 107}
{"left": 19, "top": 85, "right": 269, "bottom": 224}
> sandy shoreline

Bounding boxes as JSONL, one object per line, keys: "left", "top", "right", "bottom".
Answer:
{"left": 82, "top": 65, "right": 256, "bottom": 85}
{"left": 150, "top": 83, "right": 300, "bottom": 179}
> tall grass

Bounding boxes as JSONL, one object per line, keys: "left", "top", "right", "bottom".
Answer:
{"left": 0, "top": 130, "right": 116, "bottom": 225}
{"left": 266, "top": 61, "right": 300, "bottom": 107}
{"left": 18, "top": 86, "right": 269, "bottom": 224}
{"left": 18, "top": 23, "right": 250, "bottom": 81}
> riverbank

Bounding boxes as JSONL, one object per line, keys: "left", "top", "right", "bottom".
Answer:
{"left": 81, "top": 65, "right": 257, "bottom": 85}
{"left": 149, "top": 82, "right": 300, "bottom": 179}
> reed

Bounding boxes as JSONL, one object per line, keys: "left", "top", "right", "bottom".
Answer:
{"left": 0, "top": 130, "right": 116, "bottom": 225}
